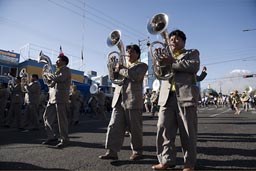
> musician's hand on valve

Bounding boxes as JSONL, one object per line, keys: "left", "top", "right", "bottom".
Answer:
{"left": 43, "top": 73, "right": 53, "bottom": 80}
{"left": 110, "top": 56, "right": 115, "bottom": 62}
{"left": 114, "top": 63, "right": 120, "bottom": 72}
{"left": 153, "top": 48, "right": 162, "bottom": 60}
{"left": 47, "top": 73, "right": 55, "bottom": 80}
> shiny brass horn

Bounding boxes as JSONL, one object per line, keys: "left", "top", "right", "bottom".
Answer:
{"left": 106, "top": 29, "right": 127, "bottom": 85}
{"left": 147, "top": 13, "right": 173, "bottom": 80}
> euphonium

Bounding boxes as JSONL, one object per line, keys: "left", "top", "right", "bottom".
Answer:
{"left": 19, "top": 68, "right": 29, "bottom": 85}
{"left": 89, "top": 83, "right": 99, "bottom": 94}
{"left": 147, "top": 13, "right": 173, "bottom": 80}
{"left": 106, "top": 29, "right": 127, "bottom": 85}
{"left": 7, "top": 73, "right": 15, "bottom": 88}
{"left": 38, "top": 51, "right": 54, "bottom": 86}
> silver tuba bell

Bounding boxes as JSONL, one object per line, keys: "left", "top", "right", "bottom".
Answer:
{"left": 89, "top": 83, "right": 99, "bottom": 94}
{"left": 7, "top": 73, "right": 16, "bottom": 88}
{"left": 19, "top": 68, "right": 29, "bottom": 85}
{"left": 38, "top": 51, "right": 54, "bottom": 86}
{"left": 106, "top": 29, "right": 127, "bottom": 85}
{"left": 147, "top": 13, "right": 173, "bottom": 80}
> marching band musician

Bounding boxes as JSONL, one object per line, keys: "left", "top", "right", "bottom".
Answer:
{"left": 69, "top": 84, "right": 83, "bottom": 125}
{"left": 23, "top": 74, "right": 41, "bottom": 130}
{"left": 152, "top": 30, "right": 200, "bottom": 171}
{"left": 231, "top": 90, "right": 241, "bottom": 115}
{"left": 99, "top": 44, "right": 148, "bottom": 161}
{"left": 0, "top": 83, "right": 9, "bottom": 127}
{"left": 241, "top": 91, "right": 250, "bottom": 112}
{"left": 5, "top": 76, "right": 24, "bottom": 129}
{"left": 42, "top": 52, "right": 71, "bottom": 148}
{"left": 96, "top": 88, "right": 107, "bottom": 120}
{"left": 150, "top": 90, "right": 159, "bottom": 117}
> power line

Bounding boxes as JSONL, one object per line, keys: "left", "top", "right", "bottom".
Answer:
{"left": 202, "top": 55, "right": 256, "bottom": 66}
{"left": 82, "top": 1, "right": 147, "bottom": 38}
{"left": 243, "top": 28, "right": 256, "bottom": 32}
{"left": 48, "top": 0, "right": 144, "bottom": 40}
{"left": 75, "top": 0, "right": 147, "bottom": 38}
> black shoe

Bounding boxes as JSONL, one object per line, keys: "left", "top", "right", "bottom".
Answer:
{"left": 99, "top": 153, "right": 118, "bottom": 160}
{"left": 152, "top": 163, "right": 176, "bottom": 170}
{"left": 42, "top": 138, "right": 58, "bottom": 145}
{"left": 55, "top": 141, "right": 69, "bottom": 148}
{"left": 130, "top": 153, "right": 143, "bottom": 160}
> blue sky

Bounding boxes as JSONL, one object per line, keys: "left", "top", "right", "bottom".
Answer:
{"left": 0, "top": 0, "right": 255, "bottom": 93}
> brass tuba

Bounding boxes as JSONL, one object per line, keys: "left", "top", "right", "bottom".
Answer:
{"left": 147, "top": 13, "right": 173, "bottom": 80}
{"left": 38, "top": 51, "right": 54, "bottom": 86}
{"left": 106, "top": 29, "right": 127, "bottom": 85}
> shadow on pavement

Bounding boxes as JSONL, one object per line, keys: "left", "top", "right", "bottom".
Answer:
{"left": 0, "top": 161, "right": 66, "bottom": 170}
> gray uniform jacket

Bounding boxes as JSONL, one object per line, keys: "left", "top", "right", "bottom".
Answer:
{"left": 9, "top": 83, "right": 23, "bottom": 104}
{"left": 24, "top": 81, "right": 41, "bottom": 105}
{"left": 158, "top": 49, "right": 200, "bottom": 107}
{"left": 48, "top": 66, "right": 71, "bottom": 104}
{"left": 111, "top": 62, "right": 148, "bottom": 109}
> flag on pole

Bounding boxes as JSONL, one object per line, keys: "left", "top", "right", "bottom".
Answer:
{"left": 59, "top": 46, "right": 64, "bottom": 56}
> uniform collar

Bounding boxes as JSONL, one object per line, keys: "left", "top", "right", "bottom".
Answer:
{"left": 127, "top": 60, "right": 139, "bottom": 68}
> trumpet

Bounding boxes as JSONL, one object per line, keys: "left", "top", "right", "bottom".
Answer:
{"left": 147, "top": 13, "right": 173, "bottom": 80}
{"left": 38, "top": 51, "right": 55, "bottom": 86}
{"left": 106, "top": 29, "right": 127, "bottom": 85}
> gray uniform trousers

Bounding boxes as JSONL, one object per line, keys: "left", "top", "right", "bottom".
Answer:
{"left": 105, "top": 97, "right": 143, "bottom": 155}
{"left": 25, "top": 103, "right": 39, "bottom": 129}
{"left": 43, "top": 102, "right": 69, "bottom": 142}
{"left": 156, "top": 92, "right": 197, "bottom": 168}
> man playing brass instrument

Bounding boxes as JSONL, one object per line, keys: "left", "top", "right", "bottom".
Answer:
{"left": 99, "top": 44, "right": 148, "bottom": 161}
{"left": 23, "top": 74, "right": 41, "bottom": 130}
{"left": 152, "top": 30, "right": 200, "bottom": 171}
{"left": 42, "top": 53, "right": 71, "bottom": 148}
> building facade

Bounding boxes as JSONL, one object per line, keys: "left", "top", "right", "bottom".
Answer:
{"left": 0, "top": 49, "right": 20, "bottom": 77}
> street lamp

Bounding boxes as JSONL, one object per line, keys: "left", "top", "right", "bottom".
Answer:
{"left": 138, "top": 37, "right": 150, "bottom": 50}
{"left": 243, "top": 28, "right": 256, "bottom": 32}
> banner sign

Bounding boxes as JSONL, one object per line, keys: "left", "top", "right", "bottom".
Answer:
{"left": 0, "top": 49, "right": 20, "bottom": 65}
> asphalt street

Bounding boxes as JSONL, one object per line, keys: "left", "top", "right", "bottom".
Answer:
{"left": 1, "top": 107, "right": 256, "bottom": 170}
